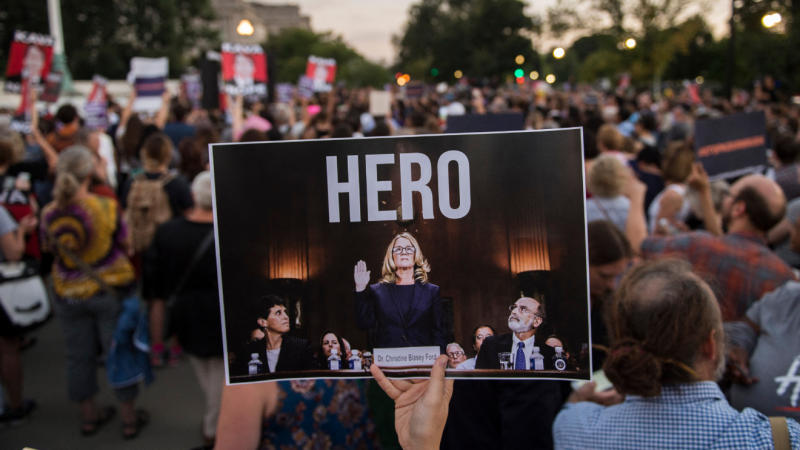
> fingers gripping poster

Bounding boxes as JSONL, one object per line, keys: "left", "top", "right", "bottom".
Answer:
{"left": 211, "top": 130, "right": 592, "bottom": 384}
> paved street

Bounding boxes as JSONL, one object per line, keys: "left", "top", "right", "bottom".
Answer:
{"left": 3, "top": 318, "right": 208, "bottom": 450}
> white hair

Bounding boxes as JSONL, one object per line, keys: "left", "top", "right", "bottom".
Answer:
{"left": 191, "top": 171, "right": 213, "bottom": 210}
{"left": 447, "top": 343, "right": 464, "bottom": 353}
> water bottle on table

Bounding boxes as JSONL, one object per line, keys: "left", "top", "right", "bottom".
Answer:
{"left": 248, "top": 353, "right": 263, "bottom": 375}
{"left": 328, "top": 348, "right": 341, "bottom": 370}
{"left": 530, "top": 347, "right": 544, "bottom": 370}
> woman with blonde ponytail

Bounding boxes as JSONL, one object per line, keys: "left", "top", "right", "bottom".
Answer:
{"left": 41, "top": 146, "right": 148, "bottom": 439}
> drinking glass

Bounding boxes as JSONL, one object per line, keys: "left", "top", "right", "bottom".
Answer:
{"left": 499, "top": 352, "right": 512, "bottom": 370}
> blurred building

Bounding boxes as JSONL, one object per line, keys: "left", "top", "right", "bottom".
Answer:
{"left": 212, "top": 0, "right": 311, "bottom": 44}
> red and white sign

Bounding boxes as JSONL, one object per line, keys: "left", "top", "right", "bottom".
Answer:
{"left": 305, "top": 55, "right": 337, "bottom": 92}
{"left": 221, "top": 42, "right": 267, "bottom": 96}
{"left": 4, "top": 30, "right": 55, "bottom": 94}
{"left": 84, "top": 76, "right": 109, "bottom": 130}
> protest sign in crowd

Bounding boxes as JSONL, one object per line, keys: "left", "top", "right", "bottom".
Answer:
{"left": 0, "top": 29, "right": 799, "bottom": 450}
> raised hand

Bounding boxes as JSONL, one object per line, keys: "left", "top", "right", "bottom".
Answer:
{"left": 686, "top": 162, "right": 711, "bottom": 195}
{"left": 354, "top": 260, "right": 370, "bottom": 292}
{"left": 371, "top": 355, "right": 453, "bottom": 450}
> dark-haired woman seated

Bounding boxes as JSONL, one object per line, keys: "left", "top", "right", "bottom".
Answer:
{"left": 231, "top": 295, "right": 317, "bottom": 376}
{"left": 317, "top": 330, "right": 346, "bottom": 369}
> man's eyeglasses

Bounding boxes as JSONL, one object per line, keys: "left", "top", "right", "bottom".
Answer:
{"left": 474, "top": 334, "right": 493, "bottom": 341}
{"left": 392, "top": 246, "right": 416, "bottom": 255}
{"left": 447, "top": 351, "right": 465, "bottom": 358}
{"left": 509, "top": 304, "right": 538, "bottom": 316}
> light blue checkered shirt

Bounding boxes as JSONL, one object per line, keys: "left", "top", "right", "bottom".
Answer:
{"left": 554, "top": 382, "right": 800, "bottom": 450}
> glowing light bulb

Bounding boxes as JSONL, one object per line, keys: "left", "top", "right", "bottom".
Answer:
{"left": 625, "top": 38, "right": 636, "bottom": 49}
{"left": 529, "top": 71, "right": 539, "bottom": 80}
{"left": 546, "top": 74, "right": 556, "bottom": 84}
{"left": 762, "top": 13, "right": 782, "bottom": 28}
{"left": 454, "top": 70, "right": 463, "bottom": 79}
{"left": 515, "top": 55, "right": 525, "bottom": 65}
{"left": 553, "top": 48, "right": 565, "bottom": 59}
{"left": 237, "top": 19, "right": 254, "bottom": 36}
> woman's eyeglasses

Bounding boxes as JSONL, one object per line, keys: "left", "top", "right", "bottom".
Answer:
{"left": 392, "top": 246, "right": 416, "bottom": 255}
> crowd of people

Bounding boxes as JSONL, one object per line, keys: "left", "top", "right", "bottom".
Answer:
{"left": 0, "top": 72, "right": 799, "bottom": 449}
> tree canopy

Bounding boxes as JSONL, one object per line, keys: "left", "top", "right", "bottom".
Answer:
{"left": 265, "top": 28, "right": 392, "bottom": 88}
{"left": 394, "top": 0, "right": 540, "bottom": 82}
{"left": 0, "top": 0, "right": 219, "bottom": 79}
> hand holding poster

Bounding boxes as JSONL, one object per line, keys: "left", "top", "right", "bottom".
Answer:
{"left": 128, "top": 57, "right": 169, "bottom": 112}
{"left": 84, "top": 76, "right": 109, "bottom": 130}
{"left": 4, "top": 30, "right": 55, "bottom": 94}
{"left": 211, "top": 129, "right": 591, "bottom": 384}
{"left": 694, "top": 111, "right": 767, "bottom": 180}
{"left": 305, "top": 56, "right": 337, "bottom": 92}
{"left": 221, "top": 43, "right": 267, "bottom": 97}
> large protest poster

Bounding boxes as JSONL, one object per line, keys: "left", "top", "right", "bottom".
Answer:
{"left": 84, "top": 76, "right": 108, "bottom": 130}
{"left": 305, "top": 56, "right": 337, "bottom": 92}
{"left": 694, "top": 111, "right": 767, "bottom": 180}
{"left": 4, "top": 30, "right": 55, "bottom": 94}
{"left": 221, "top": 43, "right": 267, "bottom": 97}
{"left": 128, "top": 57, "right": 168, "bottom": 112}
{"left": 211, "top": 129, "right": 591, "bottom": 384}
{"left": 446, "top": 113, "right": 525, "bottom": 134}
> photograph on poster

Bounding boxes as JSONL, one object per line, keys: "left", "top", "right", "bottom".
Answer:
{"left": 3, "top": 30, "right": 55, "bottom": 94}
{"left": 305, "top": 55, "right": 337, "bottom": 92}
{"left": 210, "top": 129, "right": 591, "bottom": 384}
{"left": 221, "top": 42, "right": 268, "bottom": 96}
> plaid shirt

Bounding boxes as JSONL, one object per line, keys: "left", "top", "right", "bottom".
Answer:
{"left": 641, "top": 231, "right": 796, "bottom": 321}
{"left": 554, "top": 382, "right": 800, "bottom": 450}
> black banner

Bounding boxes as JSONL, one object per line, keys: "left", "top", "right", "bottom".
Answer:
{"left": 694, "top": 111, "right": 767, "bottom": 180}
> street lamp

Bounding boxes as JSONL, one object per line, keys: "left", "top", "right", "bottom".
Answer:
{"left": 762, "top": 13, "right": 782, "bottom": 28}
{"left": 454, "top": 70, "right": 463, "bottom": 79}
{"left": 625, "top": 38, "right": 637, "bottom": 49}
{"left": 546, "top": 74, "right": 556, "bottom": 83}
{"left": 515, "top": 55, "right": 525, "bottom": 65}
{"left": 529, "top": 71, "right": 539, "bottom": 80}
{"left": 553, "top": 48, "right": 565, "bottom": 59}
{"left": 237, "top": 19, "right": 255, "bottom": 36}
